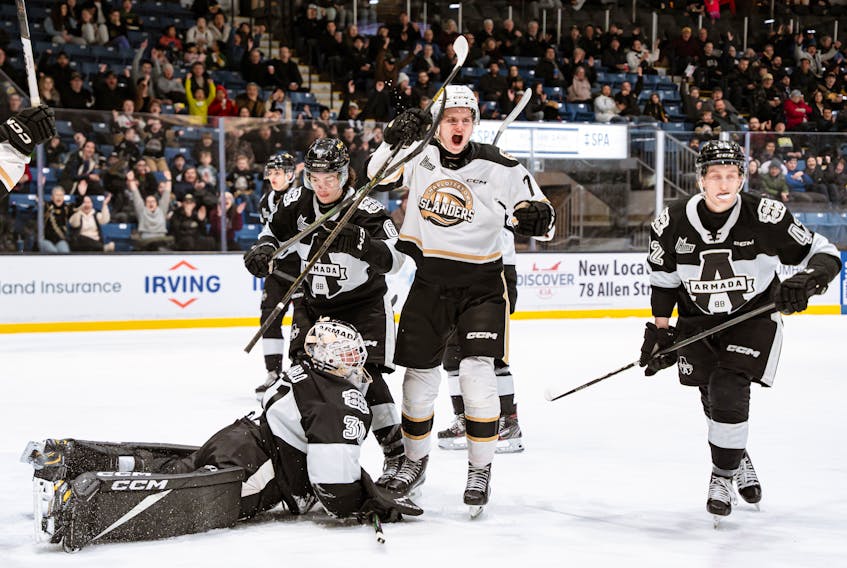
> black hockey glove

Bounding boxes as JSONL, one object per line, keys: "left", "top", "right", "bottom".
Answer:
{"left": 639, "top": 322, "right": 678, "bottom": 376}
{"left": 357, "top": 470, "right": 423, "bottom": 523}
{"left": 243, "top": 241, "right": 276, "bottom": 278}
{"left": 312, "top": 221, "right": 370, "bottom": 259}
{"left": 0, "top": 105, "right": 57, "bottom": 155}
{"left": 771, "top": 267, "right": 831, "bottom": 315}
{"left": 512, "top": 201, "right": 554, "bottom": 237}
{"left": 383, "top": 108, "right": 432, "bottom": 150}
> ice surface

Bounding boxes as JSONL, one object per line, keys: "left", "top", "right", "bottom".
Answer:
{"left": 2, "top": 317, "right": 846, "bottom": 567}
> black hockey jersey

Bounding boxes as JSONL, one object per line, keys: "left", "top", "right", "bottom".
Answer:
{"left": 259, "top": 187, "right": 299, "bottom": 272}
{"left": 257, "top": 185, "right": 404, "bottom": 309}
{"left": 648, "top": 192, "right": 840, "bottom": 318}
{"left": 261, "top": 361, "right": 372, "bottom": 518}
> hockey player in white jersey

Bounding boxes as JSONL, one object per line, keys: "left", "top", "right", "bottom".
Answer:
{"left": 640, "top": 140, "right": 841, "bottom": 525}
{"left": 0, "top": 105, "right": 57, "bottom": 192}
{"left": 368, "top": 85, "right": 555, "bottom": 515}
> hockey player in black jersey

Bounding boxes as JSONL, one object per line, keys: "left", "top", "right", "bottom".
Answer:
{"left": 367, "top": 85, "right": 555, "bottom": 516}
{"left": 253, "top": 151, "right": 301, "bottom": 398}
{"left": 22, "top": 319, "right": 422, "bottom": 552}
{"left": 640, "top": 140, "right": 841, "bottom": 525}
{"left": 244, "top": 138, "right": 406, "bottom": 487}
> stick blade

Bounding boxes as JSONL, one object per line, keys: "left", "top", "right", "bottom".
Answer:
{"left": 453, "top": 35, "right": 469, "bottom": 65}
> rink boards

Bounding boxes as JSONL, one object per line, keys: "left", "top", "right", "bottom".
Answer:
{"left": 0, "top": 252, "right": 844, "bottom": 333}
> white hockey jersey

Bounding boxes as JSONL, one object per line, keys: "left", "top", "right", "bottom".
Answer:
{"left": 368, "top": 141, "right": 553, "bottom": 266}
{"left": 0, "top": 142, "right": 29, "bottom": 192}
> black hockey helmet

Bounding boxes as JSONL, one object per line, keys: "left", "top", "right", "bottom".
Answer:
{"left": 303, "top": 138, "right": 349, "bottom": 190}
{"left": 696, "top": 140, "right": 747, "bottom": 179}
{"left": 263, "top": 151, "right": 296, "bottom": 183}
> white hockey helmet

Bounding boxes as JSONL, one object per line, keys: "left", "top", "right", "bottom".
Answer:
{"left": 431, "top": 84, "right": 480, "bottom": 125}
{"left": 304, "top": 318, "right": 370, "bottom": 387}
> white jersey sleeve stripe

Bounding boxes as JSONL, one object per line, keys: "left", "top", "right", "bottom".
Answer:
{"left": 650, "top": 270, "right": 682, "bottom": 288}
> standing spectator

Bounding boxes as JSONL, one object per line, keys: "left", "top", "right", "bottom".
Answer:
{"left": 128, "top": 169, "right": 174, "bottom": 251}
{"left": 746, "top": 159, "right": 763, "bottom": 194}
{"left": 791, "top": 58, "right": 818, "bottom": 95}
{"left": 184, "top": 62, "right": 215, "bottom": 107}
{"left": 669, "top": 26, "right": 700, "bottom": 75}
{"left": 40, "top": 186, "right": 72, "bottom": 253}
{"left": 725, "top": 57, "right": 757, "bottom": 113}
{"left": 411, "top": 71, "right": 437, "bottom": 109}
{"left": 207, "top": 85, "right": 238, "bottom": 117}
{"left": 752, "top": 74, "right": 782, "bottom": 124}
{"left": 240, "top": 46, "right": 272, "bottom": 87}
{"left": 38, "top": 50, "right": 75, "bottom": 92}
{"left": 69, "top": 194, "right": 114, "bottom": 252}
{"left": 412, "top": 43, "right": 441, "bottom": 82}
{"left": 783, "top": 89, "right": 812, "bottom": 130}
{"left": 267, "top": 46, "right": 305, "bottom": 92}
{"left": 169, "top": 194, "right": 214, "bottom": 251}
{"left": 208, "top": 191, "right": 245, "bottom": 250}
{"left": 594, "top": 84, "right": 619, "bottom": 123}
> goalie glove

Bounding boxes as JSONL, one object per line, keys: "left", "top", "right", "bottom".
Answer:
{"left": 243, "top": 241, "right": 276, "bottom": 278}
{"left": 0, "top": 105, "right": 57, "bottom": 156}
{"left": 512, "top": 201, "right": 554, "bottom": 237}
{"left": 311, "top": 221, "right": 370, "bottom": 259}
{"left": 383, "top": 108, "right": 432, "bottom": 150}
{"left": 639, "top": 322, "right": 677, "bottom": 376}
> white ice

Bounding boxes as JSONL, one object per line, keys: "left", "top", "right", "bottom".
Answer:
{"left": 1, "top": 317, "right": 846, "bottom": 568}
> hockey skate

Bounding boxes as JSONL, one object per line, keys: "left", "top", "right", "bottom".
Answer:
{"left": 375, "top": 454, "right": 404, "bottom": 487}
{"left": 255, "top": 371, "right": 280, "bottom": 401}
{"left": 437, "top": 414, "right": 467, "bottom": 450}
{"left": 464, "top": 462, "right": 492, "bottom": 519}
{"left": 733, "top": 452, "right": 762, "bottom": 508}
{"left": 707, "top": 473, "right": 737, "bottom": 528}
{"left": 384, "top": 455, "right": 428, "bottom": 497}
{"left": 21, "top": 440, "right": 74, "bottom": 543}
{"left": 496, "top": 410, "right": 524, "bottom": 454}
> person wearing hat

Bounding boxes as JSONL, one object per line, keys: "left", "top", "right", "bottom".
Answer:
{"left": 170, "top": 192, "right": 215, "bottom": 251}
{"left": 783, "top": 89, "right": 812, "bottom": 130}
{"left": 760, "top": 158, "right": 790, "bottom": 201}
{"left": 374, "top": 43, "right": 417, "bottom": 86}
{"left": 60, "top": 72, "right": 95, "bottom": 110}
{"left": 669, "top": 25, "right": 699, "bottom": 76}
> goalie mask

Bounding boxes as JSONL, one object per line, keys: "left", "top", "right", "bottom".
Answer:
{"left": 431, "top": 85, "right": 480, "bottom": 125}
{"left": 696, "top": 140, "right": 747, "bottom": 191}
{"left": 263, "top": 152, "right": 297, "bottom": 185}
{"left": 303, "top": 138, "right": 349, "bottom": 191}
{"left": 304, "top": 318, "right": 370, "bottom": 387}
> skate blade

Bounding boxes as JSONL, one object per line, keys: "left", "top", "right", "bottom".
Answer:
{"left": 495, "top": 438, "right": 525, "bottom": 454}
{"left": 712, "top": 515, "right": 724, "bottom": 529}
{"left": 469, "top": 505, "right": 485, "bottom": 519}
{"left": 437, "top": 438, "right": 467, "bottom": 451}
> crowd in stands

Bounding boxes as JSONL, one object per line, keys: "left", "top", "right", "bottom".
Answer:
{"left": 1, "top": 0, "right": 847, "bottom": 252}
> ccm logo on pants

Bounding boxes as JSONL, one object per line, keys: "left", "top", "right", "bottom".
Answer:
{"left": 466, "top": 332, "right": 498, "bottom": 340}
{"left": 726, "top": 344, "right": 760, "bottom": 358}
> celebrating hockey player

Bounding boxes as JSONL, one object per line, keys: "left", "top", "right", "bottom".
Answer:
{"left": 244, "top": 138, "right": 406, "bottom": 485}
{"left": 22, "top": 319, "right": 422, "bottom": 552}
{"left": 438, "top": 228, "right": 524, "bottom": 454}
{"left": 368, "top": 85, "right": 555, "bottom": 516}
{"left": 253, "top": 151, "right": 302, "bottom": 398}
{"left": 0, "top": 104, "right": 57, "bottom": 192}
{"left": 640, "top": 140, "right": 841, "bottom": 525}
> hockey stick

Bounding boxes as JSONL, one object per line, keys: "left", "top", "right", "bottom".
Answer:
{"left": 372, "top": 513, "right": 385, "bottom": 544}
{"left": 243, "top": 36, "right": 468, "bottom": 354}
{"left": 545, "top": 302, "right": 778, "bottom": 402}
{"left": 492, "top": 88, "right": 531, "bottom": 146}
{"left": 264, "top": 35, "right": 471, "bottom": 263}
{"left": 15, "top": 0, "right": 40, "bottom": 106}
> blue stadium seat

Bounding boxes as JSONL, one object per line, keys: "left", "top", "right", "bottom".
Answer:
{"left": 100, "top": 223, "right": 134, "bottom": 251}
{"left": 288, "top": 91, "right": 318, "bottom": 106}
{"left": 661, "top": 122, "right": 687, "bottom": 132}
{"left": 235, "top": 224, "right": 262, "bottom": 249}
{"left": 543, "top": 86, "right": 563, "bottom": 101}
{"left": 7, "top": 193, "right": 38, "bottom": 212}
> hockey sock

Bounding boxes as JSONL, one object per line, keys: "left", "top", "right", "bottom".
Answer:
{"left": 495, "top": 361, "right": 516, "bottom": 415}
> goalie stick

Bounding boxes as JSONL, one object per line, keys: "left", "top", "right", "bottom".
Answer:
{"left": 243, "top": 35, "right": 469, "bottom": 354}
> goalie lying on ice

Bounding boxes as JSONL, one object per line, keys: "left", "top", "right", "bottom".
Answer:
{"left": 21, "top": 319, "right": 421, "bottom": 552}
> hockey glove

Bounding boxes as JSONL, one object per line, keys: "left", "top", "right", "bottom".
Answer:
{"left": 243, "top": 241, "right": 276, "bottom": 278}
{"left": 312, "top": 221, "right": 370, "bottom": 259}
{"left": 771, "top": 267, "right": 831, "bottom": 315}
{"left": 383, "top": 108, "right": 432, "bottom": 150}
{"left": 0, "top": 105, "right": 57, "bottom": 156}
{"left": 358, "top": 470, "right": 423, "bottom": 523}
{"left": 639, "top": 322, "right": 677, "bottom": 376}
{"left": 512, "top": 201, "right": 554, "bottom": 237}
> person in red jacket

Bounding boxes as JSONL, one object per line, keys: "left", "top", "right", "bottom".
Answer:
{"left": 208, "top": 85, "right": 239, "bottom": 117}
{"left": 783, "top": 89, "right": 812, "bottom": 131}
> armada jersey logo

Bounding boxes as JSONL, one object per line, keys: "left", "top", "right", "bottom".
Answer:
{"left": 685, "top": 250, "right": 753, "bottom": 313}
{"left": 419, "top": 179, "right": 475, "bottom": 227}
{"left": 143, "top": 260, "right": 221, "bottom": 309}
{"left": 310, "top": 262, "right": 347, "bottom": 279}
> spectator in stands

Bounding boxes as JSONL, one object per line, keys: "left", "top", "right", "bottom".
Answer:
{"left": 38, "top": 50, "right": 75, "bottom": 93}
{"left": 578, "top": 24, "right": 601, "bottom": 59}
{"left": 694, "top": 109, "right": 720, "bottom": 137}
{"left": 804, "top": 156, "right": 836, "bottom": 202}
{"left": 267, "top": 46, "right": 305, "bottom": 92}
{"left": 241, "top": 46, "right": 272, "bottom": 87}
{"left": 713, "top": 99, "right": 743, "bottom": 131}
{"left": 94, "top": 68, "right": 134, "bottom": 111}
{"left": 360, "top": 80, "right": 392, "bottom": 122}
{"left": 410, "top": 71, "right": 437, "bottom": 109}
{"left": 602, "top": 36, "right": 628, "bottom": 73}
{"left": 794, "top": 37, "right": 836, "bottom": 79}
{"left": 527, "top": 81, "right": 559, "bottom": 121}
{"left": 791, "top": 58, "right": 819, "bottom": 95}
{"left": 683, "top": 85, "right": 703, "bottom": 122}
{"left": 392, "top": 72, "right": 414, "bottom": 112}
{"left": 818, "top": 73, "right": 844, "bottom": 110}
{"left": 725, "top": 57, "right": 757, "bottom": 113}
{"left": 235, "top": 82, "right": 267, "bottom": 117}
{"left": 566, "top": 66, "right": 592, "bottom": 104}
{"left": 61, "top": 140, "right": 104, "bottom": 196}
{"left": 534, "top": 47, "right": 565, "bottom": 87}
{"left": 118, "top": 0, "right": 140, "bottom": 31}
{"left": 823, "top": 158, "right": 847, "bottom": 205}
{"left": 38, "top": 76, "right": 62, "bottom": 108}
{"left": 520, "top": 20, "right": 549, "bottom": 58}
{"left": 784, "top": 89, "right": 812, "bottom": 130}
{"left": 154, "top": 62, "right": 187, "bottom": 105}
{"left": 158, "top": 24, "right": 184, "bottom": 55}
{"left": 141, "top": 118, "right": 169, "bottom": 173}
{"left": 560, "top": 26, "right": 581, "bottom": 60}
{"left": 412, "top": 43, "right": 441, "bottom": 81}
{"left": 45, "top": 136, "right": 68, "bottom": 168}
{"left": 785, "top": 156, "right": 827, "bottom": 202}
{"left": 295, "top": 3, "right": 325, "bottom": 67}
{"left": 746, "top": 159, "right": 763, "bottom": 194}
{"left": 105, "top": 8, "right": 131, "bottom": 50}
{"left": 130, "top": 158, "right": 160, "bottom": 199}
{"left": 133, "top": 78, "right": 152, "bottom": 113}
{"left": 208, "top": 85, "right": 239, "bottom": 117}
{"left": 112, "top": 98, "right": 145, "bottom": 136}
{"left": 169, "top": 193, "right": 213, "bottom": 251}
{"left": 627, "top": 38, "right": 660, "bottom": 75}
{"left": 760, "top": 159, "right": 790, "bottom": 201}
{"left": 45, "top": 2, "right": 84, "bottom": 46}
{"left": 40, "top": 186, "right": 72, "bottom": 254}
{"left": 642, "top": 92, "right": 669, "bottom": 123}
{"left": 813, "top": 106, "right": 838, "bottom": 132}
{"left": 69, "top": 194, "right": 114, "bottom": 252}
{"left": 196, "top": 149, "right": 218, "bottom": 183}
{"left": 808, "top": 89, "right": 828, "bottom": 122}
{"left": 347, "top": 35, "right": 372, "bottom": 91}
{"left": 187, "top": 16, "right": 215, "bottom": 54}
{"left": 77, "top": 6, "right": 109, "bottom": 46}
{"left": 594, "top": 84, "right": 619, "bottom": 123}
{"left": 752, "top": 73, "right": 782, "bottom": 124}
{"left": 478, "top": 62, "right": 508, "bottom": 102}
{"left": 187, "top": 88, "right": 213, "bottom": 122}
{"left": 668, "top": 26, "right": 699, "bottom": 76}
{"left": 115, "top": 126, "right": 143, "bottom": 166}
{"left": 497, "top": 19, "right": 522, "bottom": 57}
{"left": 438, "top": 18, "right": 460, "bottom": 53}
{"left": 208, "top": 191, "right": 244, "bottom": 250}
{"left": 615, "top": 76, "right": 643, "bottom": 119}
{"left": 209, "top": 12, "right": 231, "bottom": 44}
{"left": 128, "top": 168, "right": 174, "bottom": 251}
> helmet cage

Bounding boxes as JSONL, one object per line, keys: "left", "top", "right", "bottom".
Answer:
{"left": 304, "top": 318, "right": 370, "bottom": 387}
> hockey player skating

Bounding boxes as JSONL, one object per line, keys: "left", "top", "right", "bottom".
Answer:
{"left": 244, "top": 138, "right": 406, "bottom": 486}
{"left": 438, "top": 229, "right": 523, "bottom": 454}
{"left": 0, "top": 104, "right": 56, "bottom": 192}
{"left": 22, "top": 319, "right": 422, "bottom": 552}
{"left": 253, "top": 152, "right": 302, "bottom": 398}
{"left": 368, "top": 85, "right": 555, "bottom": 517}
{"left": 640, "top": 140, "right": 841, "bottom": 526}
